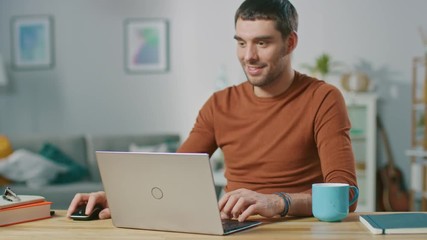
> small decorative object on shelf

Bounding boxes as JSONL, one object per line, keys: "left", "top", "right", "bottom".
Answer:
{"left": 301, "top": 53, "right": 347, "bottom": 92}
{"left": 340, "top": 71, "right": 371, "bottom": 93}
{"left": 300, "top": 53, "right": 341, "bottom": 80}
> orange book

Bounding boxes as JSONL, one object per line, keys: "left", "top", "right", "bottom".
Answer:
{"left": 0, "top": 201, "right": 52, "bottom": 227}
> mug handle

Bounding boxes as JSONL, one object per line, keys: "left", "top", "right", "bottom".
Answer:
{"left": 349, "top": 186, "right": 359, "bottom": 206}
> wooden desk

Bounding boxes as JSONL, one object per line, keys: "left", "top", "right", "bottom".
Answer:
{"left": 2, "top": 211, "right": 426, "bottom": 239}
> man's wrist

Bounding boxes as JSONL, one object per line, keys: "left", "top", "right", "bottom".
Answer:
{"left": 273, "top": 192, "right": 291, "bottom": 217}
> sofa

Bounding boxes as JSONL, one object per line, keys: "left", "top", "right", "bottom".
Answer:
{"left": 1, "top": 134, "right": 180, "bottom": 209}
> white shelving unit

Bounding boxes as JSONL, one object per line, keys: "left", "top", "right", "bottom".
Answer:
{"left": 344, "top": 93, "right": 377, "bottom": 212}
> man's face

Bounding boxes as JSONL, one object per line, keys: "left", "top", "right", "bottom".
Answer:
{"left": 234, "top": 18, "right": 289, "bottom": 88}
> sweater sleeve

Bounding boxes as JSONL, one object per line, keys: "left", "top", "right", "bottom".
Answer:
{"left": 177, "top": 96, "right": 218, "bottom": 157}
{"left": 313, "top": 85, "right": 358, "bottom": 212}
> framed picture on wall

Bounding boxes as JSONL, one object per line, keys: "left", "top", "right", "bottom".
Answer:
{"left": 11, "top": 15, "right": 54, "bottom": 70}
{"left": 124, "top": 18, "right": 169, "bottom": 73}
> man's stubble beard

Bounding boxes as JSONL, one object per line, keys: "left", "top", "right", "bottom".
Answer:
{"left": 243, "top": 64, "right": 283, "bottom": 88}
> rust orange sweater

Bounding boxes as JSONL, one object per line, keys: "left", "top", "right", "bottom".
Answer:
{"left": 178, "top": 71, "right": 357, "bottom": 203}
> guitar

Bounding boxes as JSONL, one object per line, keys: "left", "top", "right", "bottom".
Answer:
{"left": 376, "top": 116, "right": 410, "bottom": 211}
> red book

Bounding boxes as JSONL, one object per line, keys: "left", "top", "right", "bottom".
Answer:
{"left": 0, "top": 201, "right": 52, "bottom": 227}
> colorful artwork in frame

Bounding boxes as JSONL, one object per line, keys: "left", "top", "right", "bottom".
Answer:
{"left": 11, "top": 15, "right": 54, "bottom": 70}
{"left": 124, "top": 18, "right": 169, "bottom": 73}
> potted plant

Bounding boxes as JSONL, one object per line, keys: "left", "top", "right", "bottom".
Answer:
{"left": 301, "top": 53, "right": 340, "bottom": 79}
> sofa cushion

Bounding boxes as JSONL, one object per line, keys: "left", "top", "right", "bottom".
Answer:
{"left": 85, "top": 134, "right": 180, "bottom": 182}
{"left": 0, "top": 149, "right": 68, "bottom": 188}
{"left": 0, "top": 135, "right": 14, "bottom": 185}
{"left": 128, "top": 142, "right": 169, "bottom": 152}
{"left": 9, "top": 135, "right": 88, "bottom": 169}
{"left": 0, "top": 135, "right": 13, "bottom": 157}
{"left": 39, "top": 143, "right": 89, "bottom": 184}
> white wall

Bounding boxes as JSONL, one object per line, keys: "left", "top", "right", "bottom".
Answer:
{"left": 0, "top": 0, "right": 242, "bottom": 138}
{"left": 1, "top": 0, "right": 426, "bottom": 187}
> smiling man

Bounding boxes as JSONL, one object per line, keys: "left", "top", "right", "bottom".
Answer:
{"left": 68, "top": 0, "right": 357, "bottom": 222}
{"left": 178, "top": 0, "right": 358, "bottom": 221}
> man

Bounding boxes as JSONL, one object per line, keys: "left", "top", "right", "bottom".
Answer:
{"left": 67, "top": 0, "right": 357, "bottom": 222}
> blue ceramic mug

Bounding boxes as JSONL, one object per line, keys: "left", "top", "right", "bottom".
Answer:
{"left": 312, "top": 183, "right": 359, "bottom": 222}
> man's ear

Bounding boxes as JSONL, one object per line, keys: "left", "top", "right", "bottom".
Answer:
{"left": 286, "top": 31, "right": 298, "bottom": 54}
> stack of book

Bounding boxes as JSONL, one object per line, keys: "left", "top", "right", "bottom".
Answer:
{"left": 1, "top": 188, "right": 52, "bottom": 227}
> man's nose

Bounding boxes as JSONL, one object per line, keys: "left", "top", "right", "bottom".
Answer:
{"left": 243, "top": 45, "right": 258, "bottom": 62}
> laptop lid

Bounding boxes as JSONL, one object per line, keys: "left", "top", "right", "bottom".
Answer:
{"left": 96, "top": 151, "right": 260, "bottom": 235}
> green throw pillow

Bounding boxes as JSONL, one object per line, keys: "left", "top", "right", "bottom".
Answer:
{"left": 38, "top": 143, "right": 88, "bottom": 184}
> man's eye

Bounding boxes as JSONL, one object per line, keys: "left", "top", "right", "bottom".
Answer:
{"left": 238, "top": 41, "right": 246, "bottom": 47}
{"left": 257, "top": 41, "right": 267, "bottom": 47}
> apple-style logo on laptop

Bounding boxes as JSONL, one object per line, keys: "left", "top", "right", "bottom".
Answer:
{"left": 151, "top": 187, "right": 163, "bottom": 200}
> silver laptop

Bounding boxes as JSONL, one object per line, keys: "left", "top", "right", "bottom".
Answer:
{"left": 96, "top": 151, "right": 261, "bottom": 235}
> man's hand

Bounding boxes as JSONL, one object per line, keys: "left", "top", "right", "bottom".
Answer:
{"left": 66, "top": 191, "right": 111, "bottom": 219}
{"left": 218, "top": 188, "right": 284, "bottom": 222}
